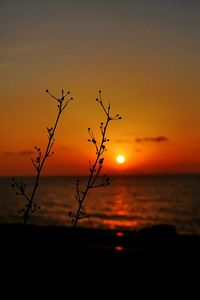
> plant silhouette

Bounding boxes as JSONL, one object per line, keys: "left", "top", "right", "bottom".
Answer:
{"left": 11, "top": 89, "right": 74, "bottom": 225}
{"left": 70, "top": 90, "right": 121, "bottom": 227}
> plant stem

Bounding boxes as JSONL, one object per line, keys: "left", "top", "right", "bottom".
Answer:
{"left": 21, "top": 90, "right": 73, "bottom": 224}
{"left": 72, "top": 91, "right": 121, "bottom": 227}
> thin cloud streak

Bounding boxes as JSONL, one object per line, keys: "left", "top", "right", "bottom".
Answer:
{"left": 135, "top": 136, "right": 169, "bottom": 143}
{"left": 0, "top": 43, "right": 47, "bottom": 57}
{"left": 113, "top": 138, "right": 132, "bottom": 144}
{"left": 4, "top": 150, "right": 34, "bottom": 156}
{"left": 0, "top": 43, "right": 47, "bottom": 69}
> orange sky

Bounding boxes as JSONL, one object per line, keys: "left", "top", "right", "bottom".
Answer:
{"left": 0, "top": 0, "right": 200, "bottom": 176}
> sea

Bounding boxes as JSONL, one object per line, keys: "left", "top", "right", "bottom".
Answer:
{"left": 0, "top": 175, "right": 200, "bottom": 235}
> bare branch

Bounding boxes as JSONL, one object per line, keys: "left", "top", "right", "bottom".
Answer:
{"left": 71, "top": 91, "right": 121, "bottom": 227}
{"left": 12, "top": 89, "right": 74, "bottom": 225}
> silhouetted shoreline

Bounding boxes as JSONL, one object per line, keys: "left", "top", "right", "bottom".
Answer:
{"left": 1, "top": 223, "right": 200, "bottom": 260}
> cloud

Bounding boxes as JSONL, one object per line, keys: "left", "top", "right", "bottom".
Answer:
{"left": 4, "top": 150, "right": 34, "bottom": 156}
{"left": 0, "top": 43, "right": 47, "bottom": 70}
{"left": 0, "top": 62, "right": 13, "bottom": 69}
{"left": 113, "top": 138, "right": 132, "bottom": 144}
{"left": 0, "top": 43, "right": 46, "bottom": 57}
{"left": 135, "top": 136, "right": 169, "bottom": 143}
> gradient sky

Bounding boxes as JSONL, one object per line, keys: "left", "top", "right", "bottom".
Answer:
{"left": 0, "top": 0, "right": 200, "bottom": 176}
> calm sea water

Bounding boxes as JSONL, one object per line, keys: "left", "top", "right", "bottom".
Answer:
{"left": 0, "top": 175, "right": 200, "bottom": 235}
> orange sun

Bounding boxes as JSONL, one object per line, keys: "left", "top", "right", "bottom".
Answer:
{"left": 116, "top": 155, "right": 126, "bottom": 164}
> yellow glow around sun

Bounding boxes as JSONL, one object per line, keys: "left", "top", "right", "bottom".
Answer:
{"left": 116, "top": 155, "right": 126, "bottom": 164}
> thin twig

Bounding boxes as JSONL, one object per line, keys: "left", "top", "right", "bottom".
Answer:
{"left": 71, "top": 90, "right": 121, "bottom": 227}
{"left": 11, "top": 89, "right": 74, "bottom": 224}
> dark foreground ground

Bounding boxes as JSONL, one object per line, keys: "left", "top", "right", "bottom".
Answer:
{"left": 1, "top": 223, "right": 200, "bottom": 288}
{"left": 1, "top": 223, "right": 200, "bottom": 260}
{"left": 1, "top": 224, "right": 199, "bottom": 293}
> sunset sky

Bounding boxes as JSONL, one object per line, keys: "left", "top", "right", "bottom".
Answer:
{"left": 0, "top": 0, "right": 200, "bottom": 176}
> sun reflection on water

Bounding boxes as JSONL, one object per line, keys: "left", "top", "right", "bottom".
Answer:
{"left": 115, "top": 246, "right": 124, "bottom": 251}
{"left": 101, "top": 188, "right": 139, "bottom": 229}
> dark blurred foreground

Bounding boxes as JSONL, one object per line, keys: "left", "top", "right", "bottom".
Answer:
{"left": 1, "top": 223, "right": 200, "bottom": 260}
{"left": 1, "top": 223, "right": 200, "bottom": 289}
{"left": 1, "top": 223, "right": 199, "bottom": 295}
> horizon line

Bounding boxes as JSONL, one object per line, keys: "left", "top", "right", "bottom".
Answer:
{"left": 1, "top": 172, "right": 200, "bottom": 178}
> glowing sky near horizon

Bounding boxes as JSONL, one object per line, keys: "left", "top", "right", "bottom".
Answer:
{"left": 0, "top": 0, "right": 200, "bottom": 175}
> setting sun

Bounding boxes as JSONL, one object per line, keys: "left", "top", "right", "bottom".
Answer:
{"left": 116, "top": 155, "right": 126, "bottom": 164}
